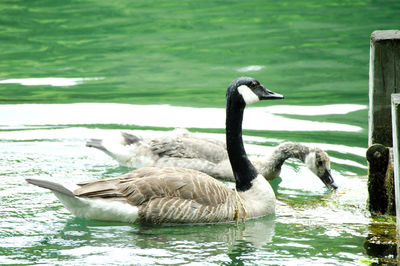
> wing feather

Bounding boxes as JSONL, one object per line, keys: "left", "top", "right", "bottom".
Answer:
{"left": 149, "top": 136, "right": 227, "bottom": 163}
{"left": 73, "top": 167, "right": 235, "bottom": 223}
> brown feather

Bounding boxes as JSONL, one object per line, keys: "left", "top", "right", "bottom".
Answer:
{"left": 72, "top": 167, "right": 238, "bottom": 224}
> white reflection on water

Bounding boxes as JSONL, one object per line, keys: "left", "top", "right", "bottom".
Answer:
{"left": 236, "top": 65, "right": 265, "bottom": 72}
{"left": 0, "top": 77, "right": 104, "bottom": 87}
{"left": 265, "top": 104, "right": 366, "bottom": 115}
{"left": 59, "top": 246, "right": 183, "bottom": 265}
{"left": 0, "top": 127, "right": 365, "bottom": 163}
{"left": 0, "top": 103, "right": 362, "bottom": 132}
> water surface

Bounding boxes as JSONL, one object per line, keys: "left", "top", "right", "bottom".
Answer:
{"left": 1, "top": 0, "right": 400, "bottom": 264}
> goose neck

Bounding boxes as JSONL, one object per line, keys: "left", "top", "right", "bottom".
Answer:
{"left": 269, "top": 142, "right": 309, "bottom": 170}
{"left": 226, "top": 98, "right": 258, "bottom": 192}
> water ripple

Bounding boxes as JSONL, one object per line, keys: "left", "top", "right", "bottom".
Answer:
{"left": 0, "top": 103, "right": 362, "bottom": 132}
{"left": 0, "top": 77, "right": 104, "bottom": 87}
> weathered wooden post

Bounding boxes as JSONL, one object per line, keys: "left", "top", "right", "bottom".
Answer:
{"left": 369, "top": 30, "right": 400, "bottom": 147}
{"left": 367, "top": 30, "right": 400, "bottom": 216}
{"left": 392, "top": 94, "right": 400, "bottom": 230}
{"left": 366, "top": 144, "right": 394, "bottom": 215}
{"left": 392, "top": 94, "right": 400, "bottom": 264}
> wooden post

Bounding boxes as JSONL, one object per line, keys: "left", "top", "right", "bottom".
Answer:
{"left": 366, "top": 144, "right": 395, "bottom": 215}
{"left": 392, "top": 94, "right": 400, "bottom": 234}
{"left": 367, "top": 30, "right": 400, "bottom": 217}
{"left": 392, "top": 94, "right": 400, "bottom": 264}
{"left": 367, "top": 31, "right": 400, "bottom": 264}
{"left": 368, "top": 30, "right": 400, "bottom": 147}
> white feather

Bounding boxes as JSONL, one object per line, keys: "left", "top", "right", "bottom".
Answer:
{"left": 100, "top": 137, "right": 156, "bottom": 168}
{"left": 53, "top": 191, "right": 139, "bottom": 223}
{"left": 305, "top": 151, "right": 317, "bottom": 175}
{"left": 240, "top": 174, "right": 276, "bottom": 218}
{"left": 238, "top": 85, "right": 259, "bottom": 105}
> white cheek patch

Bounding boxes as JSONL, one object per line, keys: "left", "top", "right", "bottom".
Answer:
{"left": 305, "top": 152, "right": 318, "bottom": 174}
{"left": 238, "top": 85, "right": 259, "bottom": 105}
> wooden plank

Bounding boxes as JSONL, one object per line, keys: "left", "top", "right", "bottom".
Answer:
{"left": 368, "top": 30, "right": 400, "bottom": 146}
{"left": 391, "top": 93, "right": 400, "bottom": 234}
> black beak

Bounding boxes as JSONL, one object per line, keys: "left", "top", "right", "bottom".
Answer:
{"left": 319, "top": 169, "right": 338, "bottom": 190}
{"left": 256, "top": 85, "right": 284, "bottom": 100}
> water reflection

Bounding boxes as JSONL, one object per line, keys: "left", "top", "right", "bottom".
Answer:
{"left": 133, "top": 216, "right": 275, "bottom": 249}
{"left": 236, "top": 65, "right": 265, "bottom": 72}
{"left": 364, "top": 222, "right": 398, "bottom": 264}
{"left": 0, "top": 103, "right": 362, "bottom": 132}
{"left": 0, "top": 77, "right": 103, "bottom": 87}
{"left": 47, "top": 216, "right": 276, "bottom": 264}
{"left": 0, "top": 0, "right": 398, "bottom": 262}
{"left": 266, "top": 104, "right": 366, "bottom": 116}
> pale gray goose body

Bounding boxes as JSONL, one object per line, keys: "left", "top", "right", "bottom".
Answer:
{"left": 87, "top": 132, "right": 337, "bottom": 189}
{"left": 27, "top": 77, "right": 283, "bottom": 224}
{"left": 86, "top": 128, "right": 228, "bottom": 175}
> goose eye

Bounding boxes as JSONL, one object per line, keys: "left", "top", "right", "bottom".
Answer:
{"left": 251, "top": 81, "right": 259, "bottom": 87}
{"left": 317, "top": 160, "right": 323, "bottom": 167}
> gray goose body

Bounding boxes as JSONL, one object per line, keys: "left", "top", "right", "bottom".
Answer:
{"left": 26, "top": 77, "right": 283, "bottom": 224}
{"left": 88, "top": 133, "right": 336, "bottom": 189}
{"left": 86, "top": 128, "right": 228, "bottom": 175}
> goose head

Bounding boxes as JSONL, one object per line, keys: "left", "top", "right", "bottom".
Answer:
{"left": 305, "top": 147, "right": 337, "bottom": 190}
{"left": 227, "top": 77, "right": 284, "bottom": 106}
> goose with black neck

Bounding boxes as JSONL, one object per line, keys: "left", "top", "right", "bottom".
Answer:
{"left": 226, "top": 77, "right": 283, "bottom": 192}
{"left": 26, "top": 77, "right": 283, "bottom": 224}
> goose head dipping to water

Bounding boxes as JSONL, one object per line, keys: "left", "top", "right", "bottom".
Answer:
{"left": 26, "top": 77, "right": 284, "bottom": 224}
{"left": 250, "top": 142, "right": 337, "bottom": 190}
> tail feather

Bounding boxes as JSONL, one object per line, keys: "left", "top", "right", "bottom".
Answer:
{"left": 86, "top": 139, "right": 106, "bottom": 151}
{"left": 26, "top": 178, "right": 75, "bottom": 197}
{"left": 121, "top": 132, "right": 140, "bottom": 145}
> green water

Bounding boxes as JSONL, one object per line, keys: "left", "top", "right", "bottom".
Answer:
{"left": 1, "top": 0, "right": 399, "bottom": 264}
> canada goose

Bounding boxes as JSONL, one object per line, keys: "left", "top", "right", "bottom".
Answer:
{"left": 87, "top": 132, "right": 337, "bottom": 190}
{"left": 27, "top": 77, "right": 283, "bottom": 224}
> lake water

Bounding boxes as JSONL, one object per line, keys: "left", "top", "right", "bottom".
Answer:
{"left": 1, "top": 0, "right": 399, "bottom": 265}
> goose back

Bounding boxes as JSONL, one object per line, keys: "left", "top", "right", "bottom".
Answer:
{"left": 149, "top": 135, "right": 227, "bottom": 163}
{"left": 74, "top": 167, "right": 241, "bottom": 224}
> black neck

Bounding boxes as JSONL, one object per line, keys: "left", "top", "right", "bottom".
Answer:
{"left": 226, "top": 93, "right": 258, "bottom": 192}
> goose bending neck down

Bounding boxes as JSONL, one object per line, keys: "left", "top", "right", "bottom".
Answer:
{"left": 251, "top": 142, "right": 337, "bottom": 189}
{"left": 26, "top": 77, "right": 283, "bottom": 224}
{"left": 86, "top": 130, "right": 337, "bottom": 190}
{"left": 87, "top": 133, "right": 337, "bottom": 190}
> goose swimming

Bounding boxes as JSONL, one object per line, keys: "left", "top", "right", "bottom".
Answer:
{"left": 87, "top": 132, "right": 337, "bottom": 190}
{"left": 27, "top": 77, "right": 284, "bottom": 224}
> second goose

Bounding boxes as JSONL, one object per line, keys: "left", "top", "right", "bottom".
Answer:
{"left": 87, "top": 132, "right": 337, "bottom": 190}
